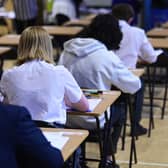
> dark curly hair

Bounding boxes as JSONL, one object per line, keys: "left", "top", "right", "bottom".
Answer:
{"left": 76, "top": 14, "right": 122, "bottom": 50}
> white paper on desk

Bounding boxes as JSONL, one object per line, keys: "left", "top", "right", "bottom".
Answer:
{"left": 66, "top": 98, "right": 101, "bottom": 112}
{"left": 88, "top": 98, "right": 101, "bottom": 111}
{"left": 43, "top": 132, "right": 69, "bottom": 150}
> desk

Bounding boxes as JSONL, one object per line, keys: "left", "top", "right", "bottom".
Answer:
{"left": 130, "top": 68, "right": 145, "bottom": 77}
{"left": 41, "top": 128, "right": 89, "bottom": 161}
{"left": 43, "top": 26, "right": 82, "bottom": 36}
{"left": 82, "top": 14, "right": 96, "bottom": 20}
{"left": 68, "top": 91, "right": 121, "bottom": 167}
{"left": 161, "top": 22, "right": 168, "bottom": 28}
{"left": 147, "top": 28, "right": 168, "bottom": 38}
{"left": 148, "top": 38, "right": 168, "bottom": 49}
{"left": 64, "top": 19, "right": 91, "bottom": 26}
{"left": 0, "top": 46, "right": 11, "bottom": 55}
{"left": 0, "top": 26, "right": 82, "bottom": 46}
{"left": 68, "top": 91, "right": 121, "bottom": 117}
{"left": 0, "top": 34, "right": 20, "bottom": 46}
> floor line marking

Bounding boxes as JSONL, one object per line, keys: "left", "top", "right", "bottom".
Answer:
{"left": 117, "top": 160, "right": 168, "bottom": 167}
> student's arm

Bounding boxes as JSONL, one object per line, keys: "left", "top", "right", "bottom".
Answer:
{"left": 15, "top": 106, "right": 64, "bottom": 168}
{"left": 139, "top": 30, "right": 163, "bottom": 63}
{"left": 65, "top": 93, "right": 89, "bottom": 111}
{"left": 107, "top": 51, "right": 141, "bottom": 94}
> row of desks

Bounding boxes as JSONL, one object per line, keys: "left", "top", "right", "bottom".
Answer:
{"left": 1, "top": 33, "right": 168, "bottom": 49}
{"left": 0, "top": 26, "right": 83, "bottom": 46}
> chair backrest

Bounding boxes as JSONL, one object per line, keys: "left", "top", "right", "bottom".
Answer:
{"left": 55, "top": 13, "right": 70, "bottom": 25}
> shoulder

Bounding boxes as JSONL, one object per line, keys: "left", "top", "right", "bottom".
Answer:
{"left": 0, "top": 103, "right": 29, "bottom": 124}
{"left": 130, "top": 26, "right": 145, "bottom": 35}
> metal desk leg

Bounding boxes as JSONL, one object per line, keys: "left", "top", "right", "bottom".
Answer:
{"left": 101, "top": 106, "right": 116, "bottom": 168}
{"left": 128, "top": 94, "right": 138, "bottom": 168}
{"left": 161, "top": 68, "right": 168, "bottom": 119}
{"left": 147, "top": 67, "right": 155, "bottom": 137}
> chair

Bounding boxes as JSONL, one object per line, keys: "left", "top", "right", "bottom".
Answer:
{"left": 55, "top": 13, "right": 70, "bottom": 26}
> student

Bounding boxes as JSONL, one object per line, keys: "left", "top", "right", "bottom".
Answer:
{"left": 0, "top": 103, "right": 64, "bottom": 168}
{"left": 13, "top": 0, "right": 38, "bottom": 33}
{"left": 0, "top": 26, "right": 89, "bottom": 127}
{"left": 58, "top": 14, "right": 141, "bottom": 168}
{"left": 48, "top": 0, "right": 76, "bottom": 25}
{"left": 112, "top": 3, "right": 163, "bottom": 135}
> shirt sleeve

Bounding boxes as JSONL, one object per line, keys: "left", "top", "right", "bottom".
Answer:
{"left": 63, "top": 67, "right": 83, "bottom": 103}
{"left": 106, "top": 51, "right": 141, "bottom": 94}
{"left": 139, "top": 30, "right": 163, "bottom": 63}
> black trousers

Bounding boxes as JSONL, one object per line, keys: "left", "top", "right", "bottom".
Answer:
{"left": 14, "top": 17, "right": 37, "bottom": 34}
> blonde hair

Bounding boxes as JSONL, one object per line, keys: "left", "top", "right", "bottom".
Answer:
{"left": 16, "top": 26, "right": 54, "bottom": 65}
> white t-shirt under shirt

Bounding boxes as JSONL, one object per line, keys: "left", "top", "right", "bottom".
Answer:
{"left": 0, "top": 60, "right": 82, "bottom": 124}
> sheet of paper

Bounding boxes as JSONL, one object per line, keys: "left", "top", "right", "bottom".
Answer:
{"left": 88, "top": 98, "right": 101, "bottom": 111}
{"left": 66, "top": 98, "right": 102, "bottom": 112}
{"left": 43, "top": 132, "right": 69, "bottom": 150}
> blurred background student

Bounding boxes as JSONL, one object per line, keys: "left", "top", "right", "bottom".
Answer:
{"left": 112, "top": 3, "right": 163, "bottom": 136}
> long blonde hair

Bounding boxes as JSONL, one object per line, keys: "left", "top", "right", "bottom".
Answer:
{"left": 16, "top": 26, "right": 54, "bottom": 65}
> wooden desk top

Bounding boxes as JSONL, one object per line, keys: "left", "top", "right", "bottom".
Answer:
{"left": 149, "top": 38, "right": 168, "bottom": 49}
{"left": 82, "top": 14, "right": 97, "bottom": 20}
{"left": 43, "top": 26, "right": 83, "bottom": 36}
{"left": 0, "top": 34, "right": 20, "bottom": 46}
{"left": 0, "top": 26, "right": 82, "bottom": 46}
{"left": 147, "top": 28, "right": 168, "bottom": 37}
{"left": 0, "top": 46, "right": 11, "bottom": 55}
{"left": 41, "top": 128, "right": 89, "bottom": 161}
{"left": 130, "top": 68, "right": 145, "bottom": 77}
{"left": 68, "top": 91, "right": 121, "bottom": 117}
{"left": 162, "top": 22, "right": 168, "bottom": 28}
{"left": 64, "top": 19, "right": 91, "bottom": 26}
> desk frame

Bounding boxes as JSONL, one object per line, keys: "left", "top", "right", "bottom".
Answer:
{"left": 68, "top": 91, "right": 121, "bottom": 168}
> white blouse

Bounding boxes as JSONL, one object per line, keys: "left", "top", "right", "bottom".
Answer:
{"left": 0, "top": 60, "right": 82, "bottom": 124}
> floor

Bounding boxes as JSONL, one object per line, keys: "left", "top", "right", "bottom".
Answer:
{"left": 86, "top": 96, "right": 168, "bottom": 168}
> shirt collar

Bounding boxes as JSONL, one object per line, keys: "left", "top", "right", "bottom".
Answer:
{"left": 119, "top": 20, "right": 130, "bottom": 28}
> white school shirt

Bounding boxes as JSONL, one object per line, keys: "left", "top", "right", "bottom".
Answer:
{"left": 49, "top": 0, "right": 76, "bottom": 23}
{"left": 0, "top": 60, "right": 82, "bottom": 124}
{"left": 115, "top": 20, "right": 163, "bottom": 69}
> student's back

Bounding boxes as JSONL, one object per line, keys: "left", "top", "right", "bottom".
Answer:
{"left": 0, "top": 26, "right": 89, "bottom": 126}
{"left": 59, "top": 37, "right": 140, "bottom": 93}
{"left": 112, "top": 3, "right": 162, "bottom": 69}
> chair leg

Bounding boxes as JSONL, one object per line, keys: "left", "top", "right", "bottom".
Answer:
{"left": 161, "top": 70, "right": 168, "bottom": 119}
{"left": 147, "top": 66, "right": 155, "bottom": 137}
{"left": 121, "top": 103, "right": 128, "bottom": 150}
{"left": 128, "top": 95, "right": 138, "bottom": 168}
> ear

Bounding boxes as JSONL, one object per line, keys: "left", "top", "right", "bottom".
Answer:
{"left": 128, "top": 17, "right": 133, "bottom": 24}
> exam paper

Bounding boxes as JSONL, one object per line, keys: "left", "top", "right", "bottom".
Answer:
{"left": 43, "top": 132, "right": 69, "bottom": 150}
{"left": 66, "top": 98, "right": 102, "bottom": 112}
